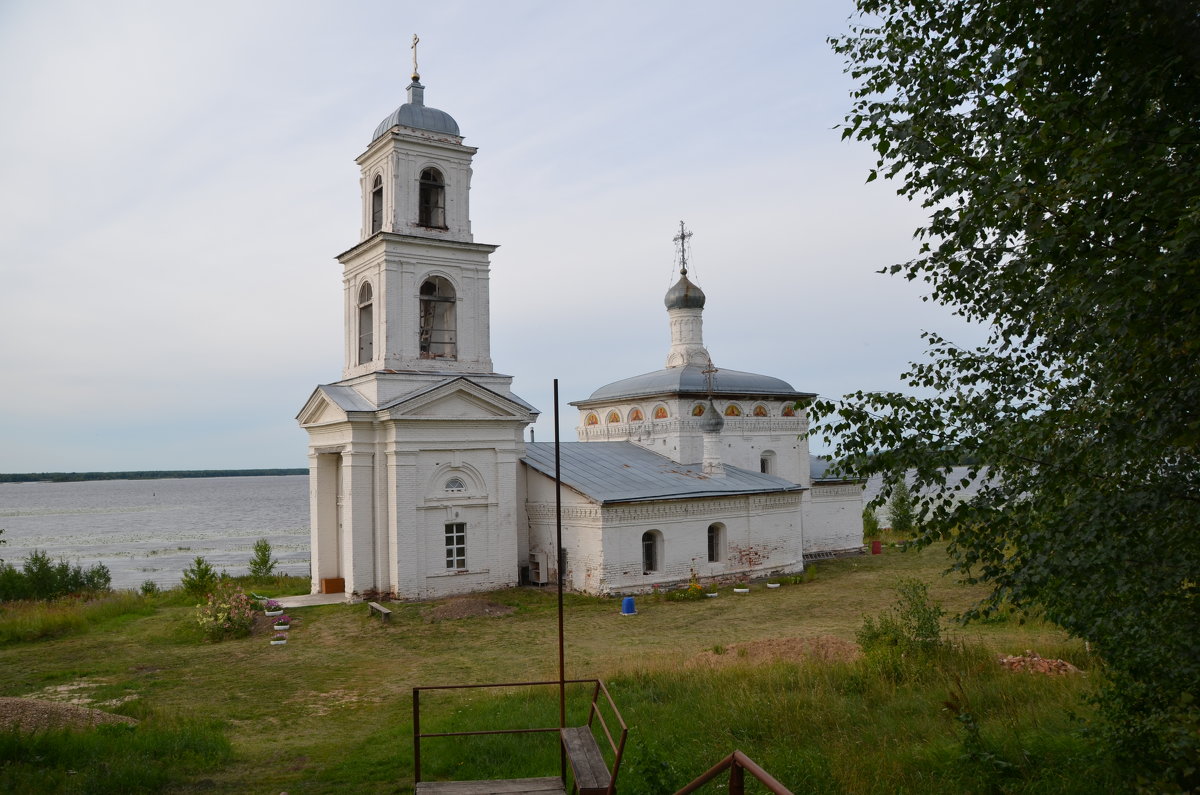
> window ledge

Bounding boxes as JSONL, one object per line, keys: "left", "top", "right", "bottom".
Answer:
{"left": 430, "top": 568, "right": 490, "bottom": 578}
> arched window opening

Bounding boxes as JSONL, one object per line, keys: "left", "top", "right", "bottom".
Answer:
{"left": 357, "top": 282, "right": 374, "bottom": 365}
{"left": 606, "top": 410, "right": 621, "bottom": 424}
{"left": 707, "top": 523, "right": 725, "bottom": 563}
{"left": 419, "top": 168, "right": 446, "bottom": 228}
{"left": 653, "top": 405, "right": 668, "bottom": 420}
{"left": 585, "top": 412, "right": 599, "bottom": 426}
{"left": 370, "top": 175, "right": 383, "bottom": 234}
{"left": 724, "top": 404, "right": 743, "bottom": 417}
{"left": 753, "top": 404, "right": 769, "bottom": 417}
{"left": 760, "top": 450, "right": 776, "bottom": 475}
{"left": 691, "top": 403, "right": 706, "bottom": 417}
{"left": 642, "top": 530, "right": 661, "bottom": 574}
{"left": 419, "top": 277, "right": 457, "bottom": 359}
{"left": 782, "top": 404, "right": 796, "bottom": 417}
{"left": 444, "top": 477, "right": 465, "bottom": 493}
{"left": 629, "top": 408, "right": 644, "bottom": 422}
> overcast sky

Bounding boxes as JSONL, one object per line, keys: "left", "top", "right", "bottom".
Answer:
{"left": 0, "top": 1, "right": 985, "bottom": 473}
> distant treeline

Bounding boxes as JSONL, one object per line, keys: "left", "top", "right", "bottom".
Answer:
{"left": 0, "top": 468, "right": 307, "bottom": 484}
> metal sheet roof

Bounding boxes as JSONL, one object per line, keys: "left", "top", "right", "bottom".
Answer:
{"left": 376, "top": 376, "right": 539, "bottom": 415}
{"left": 574, "top": 364, "right": 814, "bottom": 405}
{"left": 371, "top": 81, "right": 460, "bottom": 141}
{"left": 523, "top": 442, "right": 802, "bottom": 504}
{"left": 318, "top": 385, "right": 377, "bottom": 413}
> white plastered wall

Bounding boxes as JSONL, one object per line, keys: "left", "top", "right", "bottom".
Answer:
{"left": 524, "top": 465, "right": 806, "bottom": 595}
{"left": 803, "top": 482, "right": 867, "bottom": 554}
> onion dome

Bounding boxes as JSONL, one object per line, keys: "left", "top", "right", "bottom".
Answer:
{"left": 699, "top": 401, "right": 725, "bottom": 433}
{"left": 664, "top": 274, "right": 706, "bottom": 310}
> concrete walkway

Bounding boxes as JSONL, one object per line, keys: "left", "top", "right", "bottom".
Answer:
{"left": 274, "top": 592, "right": 351, "bottom": 608}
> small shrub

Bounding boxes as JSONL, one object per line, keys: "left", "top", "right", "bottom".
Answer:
{"left": 195, "top": 583, "right": 256, "bottom": 641}
{"left": 247, "top": 538, "right": 278, "bottom": 578}
{"left": 862, "top": 506, "right": 881, "bottom": 540}
{"left": 0, "top": 551, "right": 111, "bottom": 602}
{"left": 180, "top": 556, "right": 219, "bottom": 599}
{"left": 886, "top": 477, "right": 916, "bottom": 536}
{"left": 140, "top": 580, "right": 160, "bottom": 596}
{"left": 664, "top": 581, "right": 706, "bottom": 602}
{"left": 857, "top": 578, "right": 945, "bottom": 655}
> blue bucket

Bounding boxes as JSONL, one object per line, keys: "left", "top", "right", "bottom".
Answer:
{"left": 620, "top": 596, "right": 636, "bottom": 615}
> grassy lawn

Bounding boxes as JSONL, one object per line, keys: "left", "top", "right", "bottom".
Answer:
{"left": 0, "top": 545, "right": 1119, "bottom": 793}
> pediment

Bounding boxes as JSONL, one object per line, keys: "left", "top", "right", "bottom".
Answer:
{"left": 297, "top": 384, "right": 376, "bottom": 426}
{"left": 297, "top": 395, "right": 344, "bottom": 427}
{"left": 382, "top": 378, "right": 535, "bottom": 422}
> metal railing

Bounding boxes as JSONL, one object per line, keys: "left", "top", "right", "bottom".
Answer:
{"left": 412, "top": 678, "right": 627, "bottom": 787}
{"left": 673, "top": 750, "right": 794, "bottom": 795}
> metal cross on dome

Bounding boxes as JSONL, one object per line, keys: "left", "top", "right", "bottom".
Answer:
{"left": 411, "top": 34, "right": 420, "bottom": 81}
{"left": 673, "top": 220, "right": 693, "bottom": 277}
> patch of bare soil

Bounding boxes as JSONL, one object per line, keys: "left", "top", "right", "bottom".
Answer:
{"left": 0, "top": 697, "right": 138, "bottom": 732}
{"left": 287, "top": 688, "right": 383, "bottom": 717}
{"left": 425, "top": 597, "right": 516, "bottom": 622}
{"left": 690, "top": 635, "right": 862, "bottom": 667}
{"left": 997, "top": 651, "right": 1081, "bottom": 675}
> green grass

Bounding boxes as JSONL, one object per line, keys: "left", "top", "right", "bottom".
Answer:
{"left": 0, "top": 545, "right": 1123, "bottom": 793}
{"left": 0, "top": 719, "right": 231, "bottom": 793}
{"left": 0, "top": 592, "right": 156, "bottom": 645}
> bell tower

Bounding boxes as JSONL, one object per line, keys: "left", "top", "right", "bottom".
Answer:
{"left": 297, "top": 42, "right": 537, "bottom": 601}
{"left": 337, "top": 44, "right": 495, "bottom": 384}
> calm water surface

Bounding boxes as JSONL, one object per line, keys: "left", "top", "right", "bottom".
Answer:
{"left": 0, "top": 476, "right": 309, "bottom": 590}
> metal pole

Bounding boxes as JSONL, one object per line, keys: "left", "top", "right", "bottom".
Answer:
{"left": 412, "top": 688, "right": 422, "bottom": 783}
{"left": 729, "top": 762, "right": 744, "bottom": 795}
{"left": 554, "top": 379, "right": 567, "bottom": 781}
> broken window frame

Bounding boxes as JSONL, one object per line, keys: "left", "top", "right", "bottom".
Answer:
{"left": 418, "top": 167, "right": 447, "bottom": 229}
{"left": 418, "top": 277, "right": 457, "bottom": 360}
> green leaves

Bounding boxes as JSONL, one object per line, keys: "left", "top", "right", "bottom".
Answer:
{"left": 827, "top": 0, "right": 1200, "bottom": 786}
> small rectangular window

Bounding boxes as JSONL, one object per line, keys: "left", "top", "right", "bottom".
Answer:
{"left": 444, "top": 522, "right": 466, "bottom": 570}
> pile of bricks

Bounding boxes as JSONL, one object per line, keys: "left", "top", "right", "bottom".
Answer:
{"left": 997, "top": 651, "right": 1081, "bottom": 675}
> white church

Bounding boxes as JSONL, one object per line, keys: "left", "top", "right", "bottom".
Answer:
{"left": 296, "top": 69, "right": 864, "bottom": 600}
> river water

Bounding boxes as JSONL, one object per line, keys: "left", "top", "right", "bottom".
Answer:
{"left": 0, "top": 468, "right": 981, "bottom": 592}
{"left": 0, "top": 475, "right": 309, "bottom": 591}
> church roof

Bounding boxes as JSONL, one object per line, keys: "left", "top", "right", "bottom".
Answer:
{"left": 314, "top": 384, "right": 378, "bottom": 413}
{"left": 572, "top": 364, "right": 815, "bottom": 406}
{"left": 523, "top": 442, "right": 802, "bottom": 504}
{"left": 371, "top": 80, "right": 460, "bottom": 142}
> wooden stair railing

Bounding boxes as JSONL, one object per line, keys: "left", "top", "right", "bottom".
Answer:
{"left": 673, "top": 750, "right": 793, "bottom": 795}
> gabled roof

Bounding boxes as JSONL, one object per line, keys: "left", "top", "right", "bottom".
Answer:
{"left": 523, "top": 442, "right": 802, "bottom": 505}
{"left": 297, "top": 377, "right": 539, "bottom": 426}
{"left": 377, "top": 377, "right": 539, "bottom": 416}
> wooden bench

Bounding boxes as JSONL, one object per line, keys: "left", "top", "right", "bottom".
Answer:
{"left": 367, "top": 601, "right": 392, "bottom": 621}
{"left": 560, "top": 726, "right": 611, "bottom": 795}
